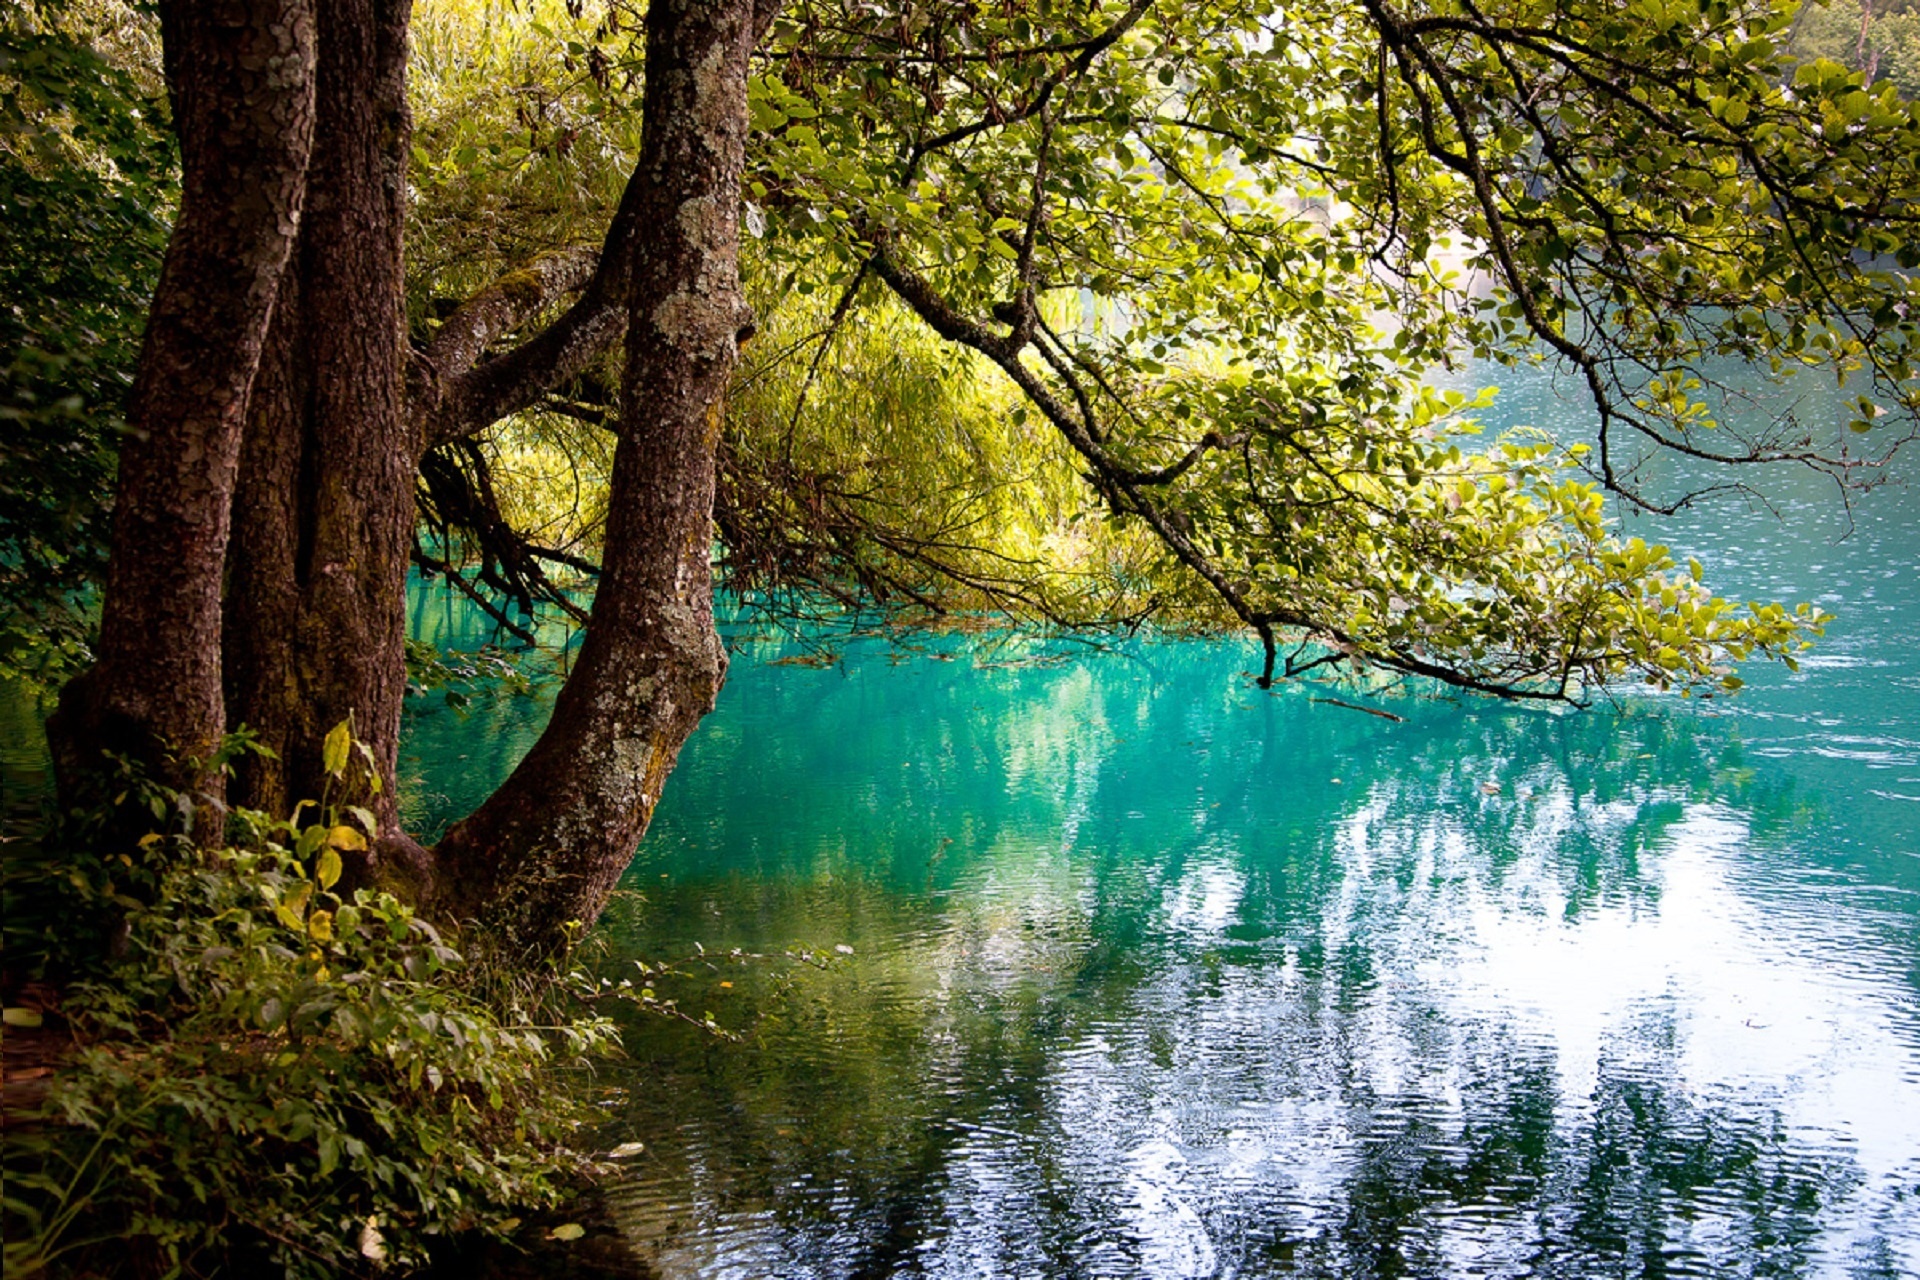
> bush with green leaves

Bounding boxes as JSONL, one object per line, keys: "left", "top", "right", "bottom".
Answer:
{"left": 3, "top": 728, "right": 621, "bottom": 1278}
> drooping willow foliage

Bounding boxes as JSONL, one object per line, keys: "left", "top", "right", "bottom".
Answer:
{"left": 402, "top": 0, "right": 1162, "bottom": 640}
{"left": 718, "top": 285, "right": 1171, "bottom": 629}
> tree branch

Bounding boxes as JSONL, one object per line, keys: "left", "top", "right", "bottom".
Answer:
{"left": 413, "top": 246, "right": 600, "bottom": 397}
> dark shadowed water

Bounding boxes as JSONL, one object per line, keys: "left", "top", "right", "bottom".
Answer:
{"left": 394, "top": 363, "right": 1920, "bottom": 1278}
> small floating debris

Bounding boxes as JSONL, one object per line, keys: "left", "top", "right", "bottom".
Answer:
{"left": 768, "top": 651, "right": 838, "bottom": 668}
{"left": 1311, "top": 696, "right": 1404, "bottom": 722}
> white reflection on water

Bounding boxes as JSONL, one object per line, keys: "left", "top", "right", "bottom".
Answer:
{"left": 1430, "top": 803, "right": 1920, "bottom": 1274}
{"left": 611, "top": 776, "right": 1919, "bottom": 1277}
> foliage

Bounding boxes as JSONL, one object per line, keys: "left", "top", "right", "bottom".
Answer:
{"left": 1, "top": 0, "right": 1913, "bottom": 709}
{"left": 407, "top": 0, "right": 643, "bottom": 319}
{"left": 721, "top": 286, "right": 1162, "bottom": 628}
{"left": 0, "top": 2, "right": 173, "bottom": 688}
{"left": 1789, "top": 0, "right": 1920, "bottom": 99}
{"left": 14, "top": 0, "right": 1884, "bottom": 702}
{"left": 2, "top": 729, "right": 620, "bottom": 1279}
{"left": 404, "top": 637, "right": 534, "bottom": 711}
{"left": 395, "top": 0, "right": 1920, "bottom": 700}
{"left": 725, "top": 0, "right": 1911, "bottom": 694}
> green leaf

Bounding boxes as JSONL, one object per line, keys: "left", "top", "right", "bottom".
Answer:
{"left": 316, "top": 847, "right": 344, "bottom": 891}
{"left": 275, "top": 882, "right": 313, "bottom": 931}
{"left": 2, "top": 1007, "right": 44, "bottom": 1028}
{"left": 549, "top": 1223, "right": 586, "bottom": 1242}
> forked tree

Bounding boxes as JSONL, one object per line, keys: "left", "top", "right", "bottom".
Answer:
{"left": 51, "top": 0, "right": 777, "bottom": 941}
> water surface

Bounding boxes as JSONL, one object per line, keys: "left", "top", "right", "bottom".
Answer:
{"left": 398, "top": 367, "right": 1920, "bottom": 1278}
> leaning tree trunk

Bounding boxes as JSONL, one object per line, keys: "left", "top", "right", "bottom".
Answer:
{"left": 222, "top": 0, "right": 418, "bottom": 855}
{"left": 429, "top": 0, "right": 775, "bottom": 944}
{"left": 49, "top": 0, "right": 317, "bottom": 811}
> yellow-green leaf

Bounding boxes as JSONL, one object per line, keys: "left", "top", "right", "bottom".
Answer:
{"left": 326, "top": 824, "right": 368, "bottom": 852}
{"left": 322, "top": 720, "right": 352, "bottom": 776}
{"left": 276, "top": 882, "right": 313, "bottom": 931}
{"left": 316, "top": 846, "right": 344, "bottom": 891}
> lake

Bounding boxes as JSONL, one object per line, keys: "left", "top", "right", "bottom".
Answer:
{"left": 396, "top": 365, "right": 1920, "bottom": 1277}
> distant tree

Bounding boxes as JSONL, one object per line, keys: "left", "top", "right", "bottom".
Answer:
{"left": 1788, "top": 0, "right": 1920, "bottom": 95}
{"left": 39, "top": 0, "right": 1920, "bottom": 948}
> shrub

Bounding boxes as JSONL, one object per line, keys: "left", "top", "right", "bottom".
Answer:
{"left": 3, "top": 730, "right": 620, "bottom": 1277}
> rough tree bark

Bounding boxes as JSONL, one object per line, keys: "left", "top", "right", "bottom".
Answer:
{"left": 49, "top": 0, "right": 317, "bottom": 806}
{"left": 58, "top": 0, "right": 777, "bottom": 946}
{"left": 430, "top": 0, "right": 778, "bottom": 943}
{"left": 223, "top": 0, "right": 414, "bottom": 846}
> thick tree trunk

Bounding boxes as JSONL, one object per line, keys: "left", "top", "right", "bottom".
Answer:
{"left": 430, "top": 0, "right": 775, "bottom": 944}
{"left": 223, "top": 0, "right": 418, "bottom": 856}
{"left": 223, "top": 270, "right": 307, "bottom": 817}
{"left": 62, "top": 0, "right": 775, "bottom": 945}
{"left": 49, "top": 0, "right": 317, "bottom": 807}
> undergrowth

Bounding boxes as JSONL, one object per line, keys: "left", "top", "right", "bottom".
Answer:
{"left": 2, "top": 726, "right": 622, "bottom": 1278}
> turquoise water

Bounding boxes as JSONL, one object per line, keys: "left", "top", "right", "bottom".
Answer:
{"left": 1, "top": 365, "right": 1910, "bottom": 1276}
{"left": 395, "top": 369, "right": 1920, "bottom": 1277}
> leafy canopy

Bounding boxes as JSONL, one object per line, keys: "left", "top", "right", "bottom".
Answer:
{"left": 15, "top": 0, "right": 1920, "bottom": 701}
{"left": 402, "top": 0, "right": 1920, "bottom": 700}
{"left": 721, "top": 0, "right": 1920, "bottom": 697}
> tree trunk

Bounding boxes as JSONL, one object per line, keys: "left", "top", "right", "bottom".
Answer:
{"left": 429, "top": 0, "right": 774, "bottom": 944}
{"left": 62, "top": 0, "right": 776, "bottom": 946}
{"left": 49, "top": 0, "right": 317, "bottom": 810}
{"left": 223, "top": 0, "right": 417, "bottom": 858}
